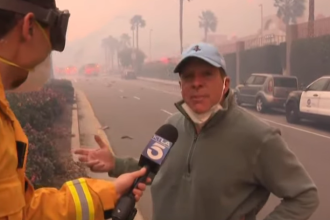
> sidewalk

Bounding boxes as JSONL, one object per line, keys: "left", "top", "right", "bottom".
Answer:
{"left": 138, "top": 76, "right": 178, "bottom": 85}
{"left": 70, "top": 88, "right": 144, "bottom": 220}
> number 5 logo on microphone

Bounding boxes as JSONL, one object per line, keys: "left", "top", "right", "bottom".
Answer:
{"left": 147, "top": 142, "right": 165, "bottom": 160}
{"left": 142, "top": 135, "right": 172, "bottom": 164}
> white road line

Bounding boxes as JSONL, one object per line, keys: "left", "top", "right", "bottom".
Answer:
{"left": 161, "top": 109, "right": 173, "bottom": 115}
{"left": 261, "top": 118, "right": 330, "bottom": 140}
{"left": 148, "top": 87, "right": 181, "bottom": 97}
{"left": 134, "top": 96, "right": 140, "bottom": 100}
{"left": 240, "top": 107, "right": 330, "bottom": 139}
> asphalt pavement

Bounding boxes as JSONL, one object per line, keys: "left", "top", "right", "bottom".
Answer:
{"left": 69, "top": 75, "right": 330, "bottom": 220}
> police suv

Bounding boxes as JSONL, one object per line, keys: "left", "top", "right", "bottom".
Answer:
{"left": 285, "top": 76, "right": 330, "bottom": 123}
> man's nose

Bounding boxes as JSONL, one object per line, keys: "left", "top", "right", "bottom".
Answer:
{"left": 192, "top": 76, "right": 204, "bottom": 88}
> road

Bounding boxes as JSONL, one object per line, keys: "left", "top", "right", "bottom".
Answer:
{"left": 71, "top": 75, "right": 330, "bottom": 220}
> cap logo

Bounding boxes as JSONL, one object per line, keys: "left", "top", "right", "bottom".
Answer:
{"left": 193, "top": 45, "right": 201, "bottom": 52}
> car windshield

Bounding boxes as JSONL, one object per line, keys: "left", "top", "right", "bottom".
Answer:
{"left": 273, "top": 78, "right": 297, "bottom": 88}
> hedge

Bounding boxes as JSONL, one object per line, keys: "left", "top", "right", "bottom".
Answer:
{"left": 6, "top": 79, "right": 87, "bottom": 189}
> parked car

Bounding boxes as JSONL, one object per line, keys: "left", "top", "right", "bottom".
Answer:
{"left": 285, "top": 75, "right": 330, "bottom": 123}
{"left": 79, "top": 63, "right": 100, "bottom": 76}
{"left": 54, "top": 67, "right": 65, "bottom": 76}
{"left": 234, "top": 73, "right": 298, "bottom": 113}
{"left": 121, "top": 68, "right": 136, "bottom": 79}
{"left": 65, "top": 66, "right": 77, "bottom": 75}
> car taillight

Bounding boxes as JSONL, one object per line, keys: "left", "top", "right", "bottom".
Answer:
{"left": 268, "top": 80, "right": 274, "bottom": 94}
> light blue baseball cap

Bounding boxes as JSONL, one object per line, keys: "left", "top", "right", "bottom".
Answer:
{"left": 173, "top": 42, "right": 226, "bottom": 74}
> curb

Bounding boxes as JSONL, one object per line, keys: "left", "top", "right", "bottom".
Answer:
{"left": 72, "top": 88, "right": 144, "bottom": 220}
{"left": 79, "top": 89, "right": 114, "bottom": 154}
{"left": 70, "top": 92, "right": 80, "bottom": 162}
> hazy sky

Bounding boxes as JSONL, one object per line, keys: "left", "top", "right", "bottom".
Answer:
{"left": 54, "top": 0, "right": 330, "bottom": 65}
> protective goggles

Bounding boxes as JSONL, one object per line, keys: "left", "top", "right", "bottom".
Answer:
{"left": 0, "top": 0, "right": 70, "bottom": 52}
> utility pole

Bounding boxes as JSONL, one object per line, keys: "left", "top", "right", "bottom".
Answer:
{"left": 259, "top": 4, "right": 264, "bottom": 45}
{"left": 308, "top": 0, "right": 315, "bottom": 37}
{"left": 149, "top": 29, "right": 153, "bottom": 61}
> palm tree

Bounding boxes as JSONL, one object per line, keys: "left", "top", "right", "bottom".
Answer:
{"left": 179, "top": 0, "right": 191, "bottom": 54}
{"left": 107, "top": 36, "right": 119, "bottom": 70}
{"left": 120, "top": 33, "right": 131, "bottom": 48}
{"left": 130, "top": 25, "right": 135, "bottom": 48}
{"left": 274, "top": 0, "right": 306, "bottom": 25}
{"left": 308, "top": 0, "right": 314, "bottom": 21}
{"left": 199, "top": 10, "right": 217, "bottom": 42}
{"left": 130, "top": 15, "right": 146, "bottom": 50}
{"left": 101, "top": 38, "right": 110, "bottom": 70}
{"left": 308, "top": 0, "right": 314, "bottom": 37}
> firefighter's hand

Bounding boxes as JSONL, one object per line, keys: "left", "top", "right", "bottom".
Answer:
{"left": 114, "top": 167, "right": 151, "bottom": 202}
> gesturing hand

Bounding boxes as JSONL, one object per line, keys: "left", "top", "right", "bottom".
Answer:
{"left": 74, "top": 135, "right": 115, "bottom": 172}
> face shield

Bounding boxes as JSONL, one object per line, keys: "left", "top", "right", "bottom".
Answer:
{"left": 0, "top": 0, "right": 70, "bottom": 52}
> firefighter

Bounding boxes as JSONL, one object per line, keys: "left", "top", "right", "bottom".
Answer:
{"left": 0, "top": 0, "right": 149, "bottom": 219}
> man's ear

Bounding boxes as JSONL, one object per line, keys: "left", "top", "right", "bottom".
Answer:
{"left": 178, "top": 80, "right": 182, "bottom": 91}
{"left": 225, "top": 77, "right": 230, "bottom": 87}
{"left": 22, "top": 13, "right": 35, "bottom": 41}
{"left": 224, "top": 77, "right": 230, "bottom": 93}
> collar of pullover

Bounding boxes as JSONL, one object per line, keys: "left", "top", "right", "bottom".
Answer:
{"left": 174, "top": 89, "right": 235, "bottom": 130}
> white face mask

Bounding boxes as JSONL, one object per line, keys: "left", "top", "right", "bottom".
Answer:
{"left": 10, "top": 55, "right": 52, "bottom": 93}
{"left": 182, "top": 77, "right": 227, "bottom": 125}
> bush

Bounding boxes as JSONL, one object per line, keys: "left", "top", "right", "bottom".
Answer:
{"left": 6, "top": 79, "right": 86, "bottom": 189}
{"left": 24, "top": 124, "right": 57, "bottom": 188}
{"left": 118, "top": 48, "right": 146, "bottom": 72}
{"left": 7, "top": 79, "right": 74, "bottom": 131}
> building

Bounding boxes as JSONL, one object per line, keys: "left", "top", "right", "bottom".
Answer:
{"left": 212, "top": 14, "right": 306, "bottom": 54}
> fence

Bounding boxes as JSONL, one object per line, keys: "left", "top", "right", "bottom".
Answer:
{"left": 218, "top": 34, "right": 285, "bottom": 55}
{"left": 141, "top": 17, "right": 330, "bottom": 85}
{"left": 218, "top": 16, "right": 330, "bottom": 55}
{"left": 295, "top": 17, "right": 330, "bottom": 40}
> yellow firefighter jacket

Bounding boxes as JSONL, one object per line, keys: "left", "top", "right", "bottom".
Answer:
{"left": 0, "top": 78, "right": 117, "bottom": 220}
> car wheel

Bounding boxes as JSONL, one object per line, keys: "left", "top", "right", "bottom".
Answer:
{"left": 286, "top": 101, "right": 300, "bottom": 123}
{"left": 256, "top": 97, "right": 266, "bottom": 113}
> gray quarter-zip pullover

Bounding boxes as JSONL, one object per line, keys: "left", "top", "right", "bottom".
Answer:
{"left": 110, "top": 90, "right": 319, "bottom": 220}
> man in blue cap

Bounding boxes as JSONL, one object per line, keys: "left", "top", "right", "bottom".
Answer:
{"left": 75, "top": 42, "right": 319, "bottom": 220}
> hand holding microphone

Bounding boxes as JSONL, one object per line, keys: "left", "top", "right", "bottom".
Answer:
{"left": 112, "top": 124, "right": 179, "bottom": 220}
{"left": 113, "top": 167, "right": 151, "bottom": 202}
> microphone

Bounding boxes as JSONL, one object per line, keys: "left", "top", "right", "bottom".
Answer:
{"left": 111, "top": 124, "right": 179, "bottom": 220}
